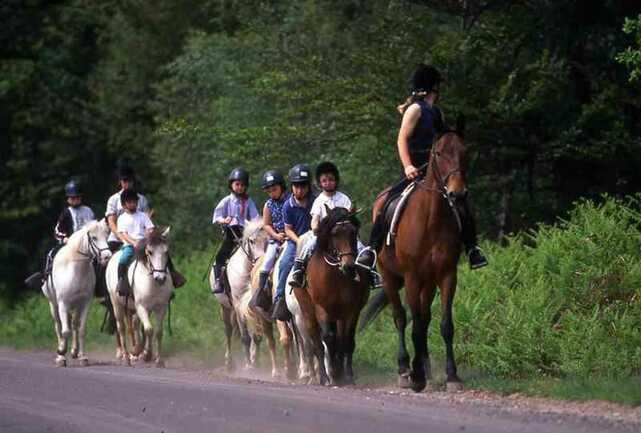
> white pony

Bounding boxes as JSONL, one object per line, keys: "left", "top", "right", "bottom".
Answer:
{"left": 210, "top": 220, "right": 271, "bottom": 371}
{"left": 284, "top": 231, "right": 319, "bottom": 383}
{"left": 42, "top": 219, "right": 112, "bottom": 367}
{"left": 106, "top": 227, "right": 174, "bottom": 367}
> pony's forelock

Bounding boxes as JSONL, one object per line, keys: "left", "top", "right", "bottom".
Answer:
{"left": 242, "top": 218, "right": 265, "bottom": 243}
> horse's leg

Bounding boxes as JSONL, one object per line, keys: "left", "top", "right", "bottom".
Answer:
{"left": 264, "top": 320, "right": 279, "bottom": 378}
{"left": 136, "top": 306, "right": 154, "bottom": 363}
{"left": 76, "top": 298, "right": 92, "bottom": 366}
{"left": 405, "top": 276, "right": 434, "bottom": 393}
{"left": 111, "top": 299, "right": 130, "bottom": 365}
{"left": 221, "top": 306, "right": 234, "bottom": 372}
{"left": 319, "top": 319, "right": 338, "bottom": 385}
{"left": 278, "top": 321, "right": 296, "bottom": 380}
{"left": 236, "top": 315, "right": 252, "bottom": 368}
{"left": 125, "top": 313, "right": 137, "bottom": 358}
{"left": 384, "top": 270, "right": 411, "bottom": 387}
{"left": 153, "top": 307, "right": 166, "bottom": 368}
{"left": 47, "top": 300, "right": 65, "bottom": 367}
{"left": 341, "top": 315, "right": 360, "bottom": 386}
{"left": 130, "top": 313, "right": 143, "bottom": 357}
{"left": 70, "top": 312, "right": 79, "bottom": 359}
{"left": 56, "top": 302, "right": 71, "bottom": 367}
{"left": 439, "top": 272, "right": 463, "bottom": 391}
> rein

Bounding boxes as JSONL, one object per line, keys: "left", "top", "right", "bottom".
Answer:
{"left": 415, "top": 133, "right": 464, "bottom": 233}
{"left": 230, "top": 227, "right": 260, "bottom": 265}
{"left": 76, "top": 232, "right": 110, "bottom": 261}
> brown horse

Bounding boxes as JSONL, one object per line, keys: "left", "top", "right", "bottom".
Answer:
{"left": 363, "top": 125, "right": 469, "bottom": 392}
{"left": 294, "top": 206, "right": 370, "bottom": 385}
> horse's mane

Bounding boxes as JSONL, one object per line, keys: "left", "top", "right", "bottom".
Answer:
{"left": 317, "top": 207, "right": 360, "bottom": 253}
{"left": 66, "top": 219, "right": 100, "bottom": 246}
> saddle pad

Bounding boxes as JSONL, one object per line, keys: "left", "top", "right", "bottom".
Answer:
{"left": 386, "top": 182, "right": 417, "bottom": 246}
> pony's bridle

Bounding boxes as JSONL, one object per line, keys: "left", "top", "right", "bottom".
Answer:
{"left": 145, "top": 248, "right": 168, "bottom": 276}
{"left": 78, "top": 232, "right": 110, "bottom": 261}
{"left": 323, "top": 220, "right": 358, "bottom": 267}
{"left": 420, "top": 132, "right": 465, "bottom": 233}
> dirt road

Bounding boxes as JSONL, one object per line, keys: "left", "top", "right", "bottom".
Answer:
{"left": 0, "top": 349, "right": 637, "bottom": 433}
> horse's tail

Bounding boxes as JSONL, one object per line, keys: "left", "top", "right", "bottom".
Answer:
{"left": 357, "top": 289, "right": 389, "bottom": 333}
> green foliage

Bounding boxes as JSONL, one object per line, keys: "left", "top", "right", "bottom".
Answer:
{"left": 618, "top": 14, "right": 641, "bottom": 82}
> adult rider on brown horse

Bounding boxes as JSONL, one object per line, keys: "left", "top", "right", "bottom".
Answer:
{"left": 369, "top": 64, "right": 488, "bottom": 269}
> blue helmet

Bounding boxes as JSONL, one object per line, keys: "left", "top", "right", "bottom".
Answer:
{"left": 261, "top": 170, "right": 286, "bottom": 189}
{"left": 228, "top": 167, "right": 250, "bottom": 188}
{"left": 65, "top": 180, "right": 82, "bottom": 197}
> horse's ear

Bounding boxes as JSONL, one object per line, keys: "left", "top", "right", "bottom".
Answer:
{"left": 324, "top": 204, "right": 332, "bottom": 215}
{"left": 455, "top": 113, "right": 466, "bottom": 136}
{"left": 161, "top": 226, "right": 171, "bottom": 238}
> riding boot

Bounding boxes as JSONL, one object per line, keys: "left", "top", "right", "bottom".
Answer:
{"left": 167, "top": 255, "right": 186, "bottom": 288}
{"left": 460, "top": 200, "right": 488, "bottom": 270}
{"left": 369, "top": 215, "right": 386, "bottom": 253}
{"left": 211, "top": 263, "right": 225, "bottom": 294}
{"left": 271, "top": 295, "right": 291, "bottom": 322}
{"left": 250, "top": 271, "right": 272, "bottom": 320}
{"left": 289, "top": 258, "right": 307, "bottom": 288}
{"left": 116, "top": 263, "right": 131, "bottom": 297}
{"left": 24, "top": 271, "right": 43, "bottom": 290}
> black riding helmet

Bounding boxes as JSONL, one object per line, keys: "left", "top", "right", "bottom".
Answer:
{"left": 228, "top": 167, "right": 250, "bottom": 188}
{"left": 118, "top": 166, "right": 136, "bottom": 181}
{"left": 65, "top": 180, "right": 82, "bottom": 197}
{"left": 410, "top": 64, "right": 442, "bottom": 94}
{"left": 120, "top": 188, "right": 139, "bottom": 205}
{"left": 261, "top": 170, "right": 286, "bottom": 189}
{"left": 315, "top": 161, "right": 340, "bottom": 187}
{"left": 288, "top": 164, "right": 311, "bottom": 185}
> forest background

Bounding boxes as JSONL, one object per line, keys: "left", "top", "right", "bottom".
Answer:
{"left": 3, "top": 0, "right": 641, "bottom": 304}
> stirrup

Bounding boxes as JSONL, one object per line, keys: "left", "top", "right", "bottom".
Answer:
{"left": 468, "top": 246, "right": 488, "bottom": 270}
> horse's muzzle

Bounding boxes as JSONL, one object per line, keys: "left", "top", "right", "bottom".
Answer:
{"left": 447, "top": 188, "right": 468, "bottom": 203}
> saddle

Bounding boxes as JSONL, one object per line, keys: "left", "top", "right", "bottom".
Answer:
{"left": 381, "top": 182, "right": 417, "bottom": 247}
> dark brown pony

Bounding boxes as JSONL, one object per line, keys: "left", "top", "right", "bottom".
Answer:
{"left": 294, "top": 206, "right": 370, "bottom": 385}
{"left": 364, "top": 126, "right": 469, "bottom": 392}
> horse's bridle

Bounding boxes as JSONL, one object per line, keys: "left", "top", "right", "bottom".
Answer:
{"left": 418, "top": 132, "right": 465, "bottom": 233}
{"left": 145, "top": 249, "right": 169, "bottom": 276}
{"left": 323, "top": 220, "right": 358, "bottom": 267}
{"left": 77, "top": 232, "right": 110, "bottom": 261}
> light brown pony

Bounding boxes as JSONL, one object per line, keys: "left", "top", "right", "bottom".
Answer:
{"left": 364, "top": 126, "right": 468, "bottom": 392}
{"left": 295, "top": 206, "right": 370, "bottom": 385}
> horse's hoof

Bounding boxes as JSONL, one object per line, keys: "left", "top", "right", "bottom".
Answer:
{"left": 271, "top": 369, "right": 280, "bottom": 379}
{"left": 410, "top": 375, "right": 427, "bottom": 392}
{"left": 55, "top": 356, "right": 66, "bottom": 368}
{"left": 142, "top": 351, "right": 152, "bottom": 362}
{"left": 342, "top": 376, "right": 355, "bottom": 386}
{"left": 79, "top": 357, "right": 89, "bottom": 367}
{"left": 71, "top": 349, "right": 79, "bottom": 359}
{"left": 446, "top": 381, "right": 464, "bottom": 393}
{"left": 155, "top": 360, "right": 165, "bottom": 368}
{"left": 398, "top": 373, "right": 412, "bottom": 388}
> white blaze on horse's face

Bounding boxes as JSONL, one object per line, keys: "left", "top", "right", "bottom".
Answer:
{"left": 331, "top": 221, "right": 358, "bottom": 269}
{"left": 146, "top": 241, "right": 169, "bottom": 285}
{"left": 90, "top": 219, "right": 112, "bottom": 265}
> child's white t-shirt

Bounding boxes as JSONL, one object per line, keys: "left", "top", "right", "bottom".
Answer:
{"left": 117, "top": 211, "right": 154, "bottom": 244}
{"left": 310, "top": 191, "right": 352, "bottom": 220}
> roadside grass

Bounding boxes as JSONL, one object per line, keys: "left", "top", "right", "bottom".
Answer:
{"left": 2, "top": 195, "right": 641, "bottom": 406}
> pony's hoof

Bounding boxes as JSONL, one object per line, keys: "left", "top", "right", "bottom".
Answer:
{"left": 271, "top": 369, "right": 280, "bottom": 379}
{"left": 70, "top": 349, "right": 79, "bottom": 359}
{"left": 142, "top": 351, "right": 152, "bottom": 362}
{"left": 410, "top": 376, "right": 427, "bottom": 393}
{"left": 78, "top": 357, "right": 89, "bottom": 367}
{"left": 155, "top": 360, "right": 165, "bottom": 368}
{"left": 446, "top": 381, "right": 464, "bottom": 393}
{"left": 55, "top": 356, "right": 66, "bottom": 368}
{"left": 342, "top": 376, "right": 355, "bottom": 386}
{"left": 398, "top": 373, "right": 412, "bottom": 388}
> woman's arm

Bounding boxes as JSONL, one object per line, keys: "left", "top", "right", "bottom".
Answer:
{"left": 397, "top": 103, "right": 421, "bottom": 179}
